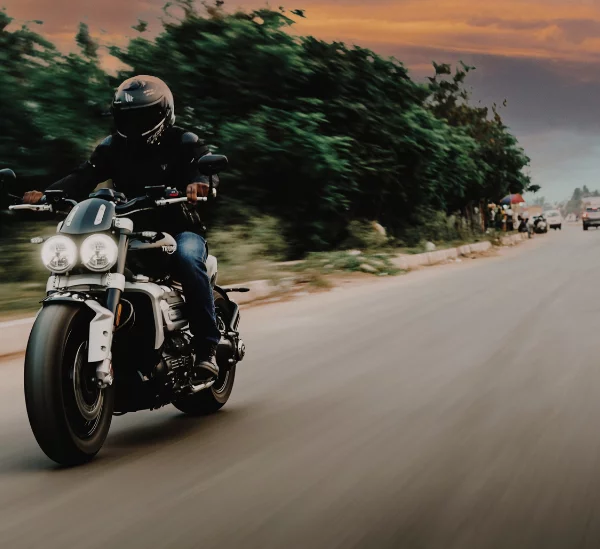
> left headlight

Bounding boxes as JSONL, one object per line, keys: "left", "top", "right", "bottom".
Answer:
{"left": 41, "top": 236, "right": 78, "bottom": 274}
{"left": 80, "top": 234, "right": 119, "bottom": 272}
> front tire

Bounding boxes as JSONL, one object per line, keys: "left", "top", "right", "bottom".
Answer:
{"left": 174, "top": 292, "right": 237, "bottom": 416}
{"left": 24, "top": 304, "right": 115, "bottom": 466}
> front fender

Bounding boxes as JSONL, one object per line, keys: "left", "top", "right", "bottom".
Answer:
{"left": 42, "top": 293, "right": 114, "bottom": 386}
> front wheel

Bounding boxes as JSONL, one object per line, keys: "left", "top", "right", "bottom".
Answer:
{"left": 24, "top": 304, "right": 115, "bottom": 466}
{"left": 174, "top": 292, "right": 237, "bottom": 416}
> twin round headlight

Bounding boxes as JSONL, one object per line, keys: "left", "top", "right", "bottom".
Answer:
{"left": 41, "top": 234, "right": 118, "bottom": 274}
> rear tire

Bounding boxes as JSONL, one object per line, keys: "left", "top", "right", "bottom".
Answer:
{"left": 24, "top": 304, "right": 115, "bottom": 466}
{"left": 173, "top": 293, "right": 237, "bottom": 416}
{"left": 584, "top": 225, "right": 589, "bottom": 231}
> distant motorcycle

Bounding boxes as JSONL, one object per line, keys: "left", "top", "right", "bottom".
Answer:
{"left": 0, "top": 155, "right": 247, "bottom": 466}
{"left": 533, "top": 215, "right": 548, "bottom": 234}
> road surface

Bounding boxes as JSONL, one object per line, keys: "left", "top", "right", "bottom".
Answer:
{"left": 1, "top": 226, "right": 599, "bottom": 549}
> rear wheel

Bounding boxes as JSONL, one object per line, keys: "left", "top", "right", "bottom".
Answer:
{"left": 24, "top": 304, "right": 115, "bottom": 466}
{"left": 173, "top": 293, "right": 237, "bottom": 416}
{"left": 584, "top": 225, "right": 589, "bottom": 231}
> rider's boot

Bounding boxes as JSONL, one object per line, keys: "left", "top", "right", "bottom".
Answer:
{"left": 191, "top": 343, "right": 219, "bottom": 384}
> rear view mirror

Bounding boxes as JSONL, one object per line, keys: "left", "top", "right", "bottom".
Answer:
{"left": 0, "top": 169, "right": 17, "bottom": 209}
{"left": 0, "top": 169, "right": 16, "bottom": 187}
{"left": 0, "top": 168, "right": 17, "bottom": 196}
{"left": 197, "top": 154, "right": 228, "bottom": 176}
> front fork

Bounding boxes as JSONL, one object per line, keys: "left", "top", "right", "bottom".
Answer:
{"left": 94, "top": 228, "right": 130, "bottom": 388}
{"left": 106, "top": 232, "right": 129, "bottom": 316}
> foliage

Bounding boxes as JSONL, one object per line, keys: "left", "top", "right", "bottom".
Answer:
{"left": 0, "top": 2, "right": 533, "bottom": 256}
{"left": 0, "top": 9, "right": 112, "bottom": 195}
{"left": 428, "top": 62, "right": 533, "bottom": 209}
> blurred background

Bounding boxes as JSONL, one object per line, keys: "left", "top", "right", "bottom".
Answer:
{"left": 0, "top": 0, "right": 534, "bottom": 316}
{"left": 7, "top": 3, "right": 600, "bottom": 548}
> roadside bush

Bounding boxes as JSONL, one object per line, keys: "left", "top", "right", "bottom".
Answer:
{"left": 343, "top": 220, "right": 388, "bottom": 250}
{"left": 207, "top": 215, "right": 289, "bottom": 284}
{"left": 399, "top": 208, "right": 484, "bottom": 247}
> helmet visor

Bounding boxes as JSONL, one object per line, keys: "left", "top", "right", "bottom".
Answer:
{"left": 114, "top": 103, "right": 166, "bottom": 138}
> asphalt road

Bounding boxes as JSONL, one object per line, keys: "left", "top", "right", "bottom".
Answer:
{"left": 1, "top": 226, "right": 600, "bottom": 549}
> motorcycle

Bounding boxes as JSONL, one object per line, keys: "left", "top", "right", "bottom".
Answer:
{"left": 0, "top": 155, "right": 247, "bottom": 466}
{"left": 532, "top": 215, "right": 548, "bottom": 234}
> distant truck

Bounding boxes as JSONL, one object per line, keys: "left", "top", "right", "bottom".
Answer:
{"left": 582, "top": 197, "right": 600, "bottom": 230}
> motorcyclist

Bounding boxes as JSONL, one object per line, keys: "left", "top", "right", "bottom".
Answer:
{"left": 22, "top": 75, "right": 221, "bottom": 382}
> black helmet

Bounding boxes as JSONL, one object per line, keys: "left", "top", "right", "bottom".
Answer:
{"left": 111, "top": 75, "right": 175, "bottom": 144}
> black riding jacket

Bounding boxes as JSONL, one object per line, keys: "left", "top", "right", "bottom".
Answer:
{"left": 46, "top": 126, "right": 218, "bottom": 235}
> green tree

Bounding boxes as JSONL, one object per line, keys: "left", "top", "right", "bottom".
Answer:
{"left": 0, "top": 10, "right": 111, "bottom": 190}
{"left": 0, "top": 3, "right": 537, "bottom": 254}
{"left": 428, "top": 62, "right": 532, "bottom": 208}
{"left": 75, "top": 22, "right": 99, "bottom": 59}
{"left": 565, "top": 187, "right": 583, "bottom": 215}
{"left": 111, "top": 4, "right": 509, "bottom": 247}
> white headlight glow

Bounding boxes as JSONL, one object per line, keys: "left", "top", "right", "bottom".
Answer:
{"left": 41, "top": 236, "right": 78, "bottom": 274}
{"left": 81, "top": 234, "right": 118, "bottom": 272}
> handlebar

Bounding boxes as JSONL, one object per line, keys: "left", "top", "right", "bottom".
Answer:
{"left": 9, "top": 195, "right": 208, "bottom": 214}
{"left": 155, "top": 196, "right": 206, "bottom": 206}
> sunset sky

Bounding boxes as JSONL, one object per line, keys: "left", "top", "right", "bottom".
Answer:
{"left": 5, "top": 0, "right": 600, "bottom": 202}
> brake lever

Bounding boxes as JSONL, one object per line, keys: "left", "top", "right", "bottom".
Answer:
{"left": 9, "top": 204, "right": 53, "bottom": 212}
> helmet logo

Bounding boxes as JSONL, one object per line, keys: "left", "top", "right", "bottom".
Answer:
{"left": 124, "top": 93, "right": 134, "bottom": 103}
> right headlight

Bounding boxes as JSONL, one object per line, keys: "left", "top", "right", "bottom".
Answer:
{"left": 80, "top": 234, "right": 119, "bottom": 272}
{"left": 41, "top": 236, "right": 78, "bottom": 274}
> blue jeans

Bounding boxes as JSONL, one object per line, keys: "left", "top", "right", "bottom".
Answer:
{"left": 173, "top": 232, "right": 221, "bottom": 349}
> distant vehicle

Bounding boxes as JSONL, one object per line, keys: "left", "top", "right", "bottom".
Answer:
{"left": 533, "top": 214, "right": 548, "bottom": 234}
{"left": 545, "top": 209, "right": 562, "bottom": 230}
{"left": 582, "top": 198, "right": 600, "bottom": 230}
{"left": 526, "top": 213, "right": 548, "bottom": 234}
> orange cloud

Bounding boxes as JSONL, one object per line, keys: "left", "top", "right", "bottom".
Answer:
{"left": 282, "top": 0, "right": 600, "bottom": 63}
{"left": 3, "top": 0, "right": 600, "bottom": 65}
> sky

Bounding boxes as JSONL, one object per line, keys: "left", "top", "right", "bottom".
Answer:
{"left": 5, "top": 0, "right": 600, "bottom": 203}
